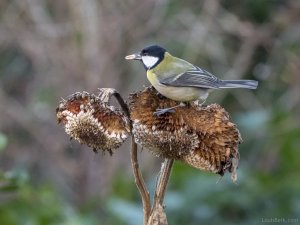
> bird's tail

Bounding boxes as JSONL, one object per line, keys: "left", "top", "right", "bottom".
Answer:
{"left": 219, "top": 80, "right": 258, "bottom": 89}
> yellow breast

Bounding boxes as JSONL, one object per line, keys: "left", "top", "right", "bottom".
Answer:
{"left": 146, "top": 70, "right": 204, "bottom": 102}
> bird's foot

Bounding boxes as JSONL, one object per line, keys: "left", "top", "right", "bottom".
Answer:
{"left": 153, "top": 103, "right": 186, "bottom": 116}
{"left": 194, "top": 99, "right": 207, "bottom": 106}
{"left": 154, "top": 108, "right": 176, "bottom": 116}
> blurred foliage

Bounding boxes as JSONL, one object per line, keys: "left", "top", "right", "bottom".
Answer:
{"left": 0, "top": 133, "right": 8, "bottom": 153}
{"left": 0, "top": 170, "right": 97, "bottom": 225}
{"left": 0, "top": 0, "right": 300, "bottom": 224}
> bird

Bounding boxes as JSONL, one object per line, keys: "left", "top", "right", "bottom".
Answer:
{"left": 125, "top": 45, "right": 258, "bottom": 115}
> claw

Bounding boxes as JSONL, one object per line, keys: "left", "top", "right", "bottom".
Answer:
{"left": 153, "top": 108, "right": 176, "bottom": 116}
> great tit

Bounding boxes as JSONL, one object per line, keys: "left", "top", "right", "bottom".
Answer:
{"left": 125, "top": 45, "right": 258, "bottom": 115}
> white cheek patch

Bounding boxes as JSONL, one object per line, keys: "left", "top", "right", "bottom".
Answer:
{"left": 142, "top": 56, "right": 159, "bottom": 69}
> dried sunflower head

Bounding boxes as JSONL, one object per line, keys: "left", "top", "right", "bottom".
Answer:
{"left": 56, "top": 90, "right": 130, "bottom": 154}
{"left": 129, "top": 87, "right": 241, "bottom": 181}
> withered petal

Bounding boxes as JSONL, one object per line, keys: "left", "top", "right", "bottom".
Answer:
{"left": 56, "top": 91, "right": 130, "bottom": 153}
{"left": 129, "top": 87, "right": 241, "bottom": 180}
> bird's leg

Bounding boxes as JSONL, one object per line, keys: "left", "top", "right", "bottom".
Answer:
{"left": 199, "top": 98, "right": 207, "bottom": 106}
{"left": 193, "top": 98, "right": 207, "bottom": 106}
{"left": 154, "top": 102, "right": 185, "bottom": 116}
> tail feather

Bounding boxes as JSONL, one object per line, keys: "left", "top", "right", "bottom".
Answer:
{"left": 219, "top": 80, "right": 258, "bottom": 89}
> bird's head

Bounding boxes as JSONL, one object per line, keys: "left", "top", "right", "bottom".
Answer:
{"left": 125, "top": 45, "right": 166, "bottom": 70}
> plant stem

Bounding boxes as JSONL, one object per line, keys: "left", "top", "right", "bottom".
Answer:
{"left": 147, "top": 159, "right": 174, "bottom": 225}
{"left": 109, "top": 88, "right": 172, "bottom": 224}
{"left": 112, "top": 91, "right": 131, "bottom": 118}
{"left": 131, "top": 136, "right": 151, "bottom": 224}
{"left": 154, "top": 159, "right": 174, "bottom": 206}
{"left": 109, "top": 88, "right": 151, "bottom": 224}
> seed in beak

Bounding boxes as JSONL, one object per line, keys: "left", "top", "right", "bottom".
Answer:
{"left": 125, "top": 53, "right": 142, "bottom": 60}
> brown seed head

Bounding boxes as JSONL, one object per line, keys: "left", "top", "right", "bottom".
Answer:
{"left": 56, "top": 91, "right": 130, "bottom": 154}
{"left": 129, "top": 87, "right": 241, "bottom": 181}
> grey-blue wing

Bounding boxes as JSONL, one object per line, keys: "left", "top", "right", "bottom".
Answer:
{"left": 160, "top": 66, "right": 221, "bottom": 89}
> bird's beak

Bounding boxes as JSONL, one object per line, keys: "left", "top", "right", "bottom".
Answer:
{"left": 125, "top": 53, "right": 142, "bottom": 60}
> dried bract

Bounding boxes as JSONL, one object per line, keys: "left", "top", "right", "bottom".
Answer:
{"left": 129, "top": 87, "right": 241, "bottom": 181}
{"left": 56, "top": 91, "right": 130, "bottom": 154}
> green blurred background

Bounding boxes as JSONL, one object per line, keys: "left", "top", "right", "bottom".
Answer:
{"left": 0, "top": 0, "right": 299, "bottom": 224}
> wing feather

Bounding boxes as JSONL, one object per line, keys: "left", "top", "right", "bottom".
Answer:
{"left": 160, "top": 66, "right": 220, "bottom": 89}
